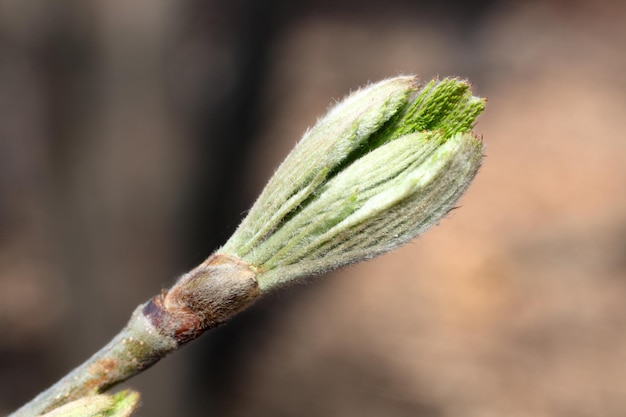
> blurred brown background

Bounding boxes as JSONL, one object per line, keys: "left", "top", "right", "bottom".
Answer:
{"left": 2, "top": 0, "right": 626, "bottom": 416}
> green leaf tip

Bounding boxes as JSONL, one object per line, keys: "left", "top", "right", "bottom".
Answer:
{"left": 106, "top": 391, "right": 140, "bottom": 417}
{"left": 220, "top": 75, "right": 485, "bottom": 290}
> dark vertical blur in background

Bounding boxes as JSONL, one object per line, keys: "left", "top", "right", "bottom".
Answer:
{"left": 2, "top": 0, "right": 626, "bottom": 416}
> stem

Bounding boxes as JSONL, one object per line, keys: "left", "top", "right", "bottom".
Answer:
{"left": 10, "top": 254, "right": 259, "bottom": 417}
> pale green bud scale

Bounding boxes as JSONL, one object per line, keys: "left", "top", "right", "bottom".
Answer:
{"left": 220, "top": 75, "right": 486, "bottom": 290}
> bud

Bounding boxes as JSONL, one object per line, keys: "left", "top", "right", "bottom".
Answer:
{"left": 40, "top": 391, "right": 140, "bottom": 417}
{"left": 220, "top": 76, "right": 485, "bottom": 290}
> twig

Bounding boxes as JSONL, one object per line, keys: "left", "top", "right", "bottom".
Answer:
{"left": 10, "top": 254, "right": 259, "bottom": 416}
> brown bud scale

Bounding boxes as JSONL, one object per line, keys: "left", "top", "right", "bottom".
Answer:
{"left": 143, "top": 253, "right": 260, "bottom": 345}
